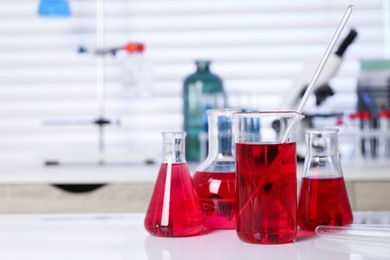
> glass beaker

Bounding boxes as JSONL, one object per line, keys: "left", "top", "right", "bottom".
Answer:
{"left": 359, "top": 111, "right": 376, "bottom": 159}
{"left": 298, "top": 128, "right": 353, "bottom": 231}
{"left": 193, "top": 109, "right": 239, "bottom": 230}
{"left": 144, "top": 131, "right": 205, "bottom": 237}
{"left": 233, "top": 111, "right": 302, "bottom": 244}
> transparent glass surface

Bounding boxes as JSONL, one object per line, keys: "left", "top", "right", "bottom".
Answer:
{"left": 232, "top": 111, "right": 301, "bottom": 244}
{"left": 193, "top": 109, "right": 238, "bottom": 230}
{"left": 298, "top": 128, "right": 353, "bottom": 231}
{"left": 144, "top": 131, "right": 205, "bottom": 237}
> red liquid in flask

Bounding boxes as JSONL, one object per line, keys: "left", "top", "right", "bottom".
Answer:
{"left": 298, "top": 176, "right": 353, "bottom": 231}
{"left": 144, "top": 163, "right": 205, "bottom": 237}
{"left": 235, "top": 142, "right": 297, "bottom": 244}
{"left": 193, "top": 171, "right": 236, "bottom": 229}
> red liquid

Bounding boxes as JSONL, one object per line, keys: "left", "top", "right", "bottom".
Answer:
{"left": 193, "top": 171, "right": 236, "bottom": 229}
{"left": 298, "top": 176, "right": 353, "bottom": 231}
{"left": 235, "top": 142, "right": 297, "bottom": 244}
{"left": 144, "top": 163, "right": 205, "bottom": 237}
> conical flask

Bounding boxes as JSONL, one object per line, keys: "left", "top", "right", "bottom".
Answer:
{"left": 193, "top": 109, "right": 239, "bottom": 230}
{"left": 144, "top": 131, "right": 205, "bottom": 237}
{"left": 298, "top": 128, "right": 353, "bottom": 231}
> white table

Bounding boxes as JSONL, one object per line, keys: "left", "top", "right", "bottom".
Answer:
{"left": 0, "top": 212, "right": 389, "bottom": 260}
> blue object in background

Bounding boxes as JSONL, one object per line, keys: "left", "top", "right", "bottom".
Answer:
{"left": 38, "top": 0, "right": 71, "bottom": 17}
{"left": 182, "top": 60, "right": 226, "bottom": 162}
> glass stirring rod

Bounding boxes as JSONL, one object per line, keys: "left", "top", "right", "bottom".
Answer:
{"left": 315, "top": 225, "right": 390, "bottom": 244}
{"left": 281, "top": 5, "right": 353, "bottom": 142}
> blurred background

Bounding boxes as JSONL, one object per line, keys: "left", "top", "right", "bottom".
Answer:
{"left": 0, "top": 0, "right": 388, "bottom": 165}
{"left": 0, "top": 0, "right": 389, "bottom": 214}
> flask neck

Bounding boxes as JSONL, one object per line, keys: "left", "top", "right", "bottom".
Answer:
{"left": 196, "top": 60, "right": 211, "bottom": 73}
{"left": 303, "top": 128, "right": 343, "bottom": 178}
{"left": 306, "top": 128, "right": 339, "bottom": 156}
{"left": 161, "top": 131, "right": 186, "bottom": 163}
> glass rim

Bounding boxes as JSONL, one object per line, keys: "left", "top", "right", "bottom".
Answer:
{"left": 233, "top": 110, "right": 303, "bottom": 118}
{"left": 161, "top": 131, "right": 186, "bottom": 137}
{"left": 206, "top": 108, "right": 241, "bottom": 116}
{"left": 305, "top": 128, "right": 339, "bottom": 134}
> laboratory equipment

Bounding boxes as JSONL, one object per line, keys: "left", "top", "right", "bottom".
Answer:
{"left": 316, "top": 224, "right": 390, "bottom": 244}
{"left": 183, "top": 60, "right": 226, "bottom": 162}
{"left": 359, "top": 111, "right": 376, "bottom": 159}
{"left": 144, "top": 131, "right": 205, "bottom": 237}
{"left": 234, "top": 6, "right": 355, "bottom": 232}
{"left": 120, "top": 43, "right": 153, "bottom": 97}
{"left": 356, "top": 59, "right": 390, "bottom": 159}
{"left": 345, "top": 111, "right": 378, "bottom": 160}
{"left": 233, "top": 111, "right": 303, "bottom": 244}
{"left": 193, "top": 109, "right": 239, "bottom": 230}
{"left": 78, "top": 42, "right": 145, "bottom": 57}
{"left": 279, "top": 25, "right": 357, "bottom": 158}
{"left": 348, "top": 112, "right": 363, "bottom": 159}
{"left": 43, "top": 42, "right": 151, "bottom": 165}
{"left": 279, "top": 28, "right": 357, "bottom": 111}
{"left": 298, "top": 128, "right": 353, "bottom": 231}
{"left": 357, "top": 60, "right": 390, "bottom": 114}
{"left": 379, "top": 110, "right": 390, "bottom": 158}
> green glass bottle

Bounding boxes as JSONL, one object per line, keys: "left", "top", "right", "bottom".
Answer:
{"left": 183, "top": 60, "right": 226, "bottom": 162}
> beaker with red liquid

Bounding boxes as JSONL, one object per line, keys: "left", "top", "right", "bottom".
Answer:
{"left": 144, "top": 131, "right": 205, "bottom": 237}
{"left": 233, "top": 111, "right": 302, "bottom": 244}
{"left": 193, "top": 109, "right": 239, "bottom": 229}
{"left": 298, "top": 128, "right": 353, "bottom": 231}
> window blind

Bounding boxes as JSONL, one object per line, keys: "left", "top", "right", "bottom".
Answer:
{"left": 0, "top": 0, "right": 387, "bottom": 165}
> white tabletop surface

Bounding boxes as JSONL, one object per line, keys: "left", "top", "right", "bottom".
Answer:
{"left": 0, "top": 212, "right": 389, "bottom": 260}
{"left": 0, "top": 159, "right": 389, "bottom": 184}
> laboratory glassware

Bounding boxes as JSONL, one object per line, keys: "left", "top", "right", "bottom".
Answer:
{"left": 193, "top": 109, "right": 239, "bottom": 230}
{"left": 298, "top": 128, "right": 353, "bottom": 231}
{"left": 233, "top": 111, "right": 302, "bottom": 244}
{"left": 144, "top": 131, "right": 205, "bottom": 237}
{"left": 378, "top": 110, "right": 390, "bottom": 159}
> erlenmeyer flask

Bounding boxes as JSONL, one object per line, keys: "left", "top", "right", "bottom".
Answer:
{"left": 144, "top": 131, "right": 205, "bottom": 237}
{"left": 298, "top": 128, "right": 353, "bottom": 231}
{"left": 192, "top": 109, "right": 239, "bottom": 229}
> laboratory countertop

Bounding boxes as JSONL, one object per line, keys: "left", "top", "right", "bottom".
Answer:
{"left": 0, "top": 212, "right": 388, "bottom": 260}
{"left": 0, "top": 160, "right": 389, "bottom": 185}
